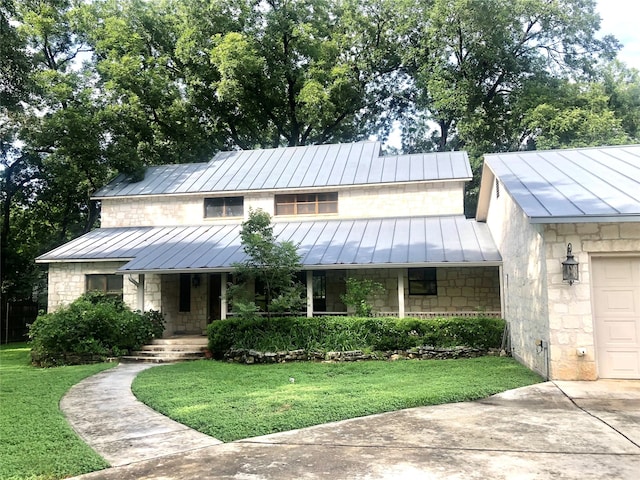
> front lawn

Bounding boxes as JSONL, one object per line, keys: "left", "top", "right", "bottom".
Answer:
{"left": 0, "top": 343, "right": 115, "bottom": 480}
{"left": 133, "top": 356, "right": 542, "bottom": 442}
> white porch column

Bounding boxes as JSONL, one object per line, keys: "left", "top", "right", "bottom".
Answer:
{"left": 306, "top": 270, "right": 313, "bottom": 318}
{"left": 397, "top": 270, "right": 405, "bottom": 318}
{"left": 499, "top": 265, "right": 505, "bottom": 318}
{"left": 137, "top": 274, "right": 145, "bottom": 311}
{"left": 221, "top": 272, "right": 228, "bottom": 320}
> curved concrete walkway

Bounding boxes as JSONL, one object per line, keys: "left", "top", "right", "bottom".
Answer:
{"left": 63, "top": 364, "right": 640, "bottom": 480}
{"left": 61, "top": 363, "right": 222, "bottom": 466}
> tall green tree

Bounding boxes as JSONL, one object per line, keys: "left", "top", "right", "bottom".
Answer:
{"left": 400, "top": 0, "right": 619, "bottom": 154}
{"left": 178, "top": 0, "right": 403, "bottom": 147}
{"left": 230, "top": 209, "right": 304, "bottom": 318}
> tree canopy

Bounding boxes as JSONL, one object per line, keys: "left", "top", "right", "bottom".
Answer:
{"left": 2, "top": 0, "right": 639, "bottom": 303}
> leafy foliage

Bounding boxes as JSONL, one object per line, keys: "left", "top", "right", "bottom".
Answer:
{"left": 207, "top": 315, "right": 506, "bottom": 357}
{"left": 29, "top": 292, "right": 165, "bottom": 366}
{"left": 340, "top": 277, "right": 385, "bottom": 317}
{"left": 3, "top": 0, "right": 640, "bottom": 305}
{"left": 230, "top": 209, "right": 304, "bottom": 318}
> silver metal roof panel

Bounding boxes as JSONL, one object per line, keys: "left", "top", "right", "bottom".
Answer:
{"left": 485, "top": 145, "right": 640, "bottom": 222}
{"left": 94, "top": 142, "right": 471, "bottom": 198}
{"left": 37, "top": 216, "right": 501, "bottom": 270}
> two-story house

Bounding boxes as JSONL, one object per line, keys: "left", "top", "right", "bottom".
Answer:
{"left": 37, "top": 141, "right": 502, "bottom": 337}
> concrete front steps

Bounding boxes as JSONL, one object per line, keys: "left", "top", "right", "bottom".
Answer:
{"left": 120, "top": 336, "right": 209, "bottom": 363}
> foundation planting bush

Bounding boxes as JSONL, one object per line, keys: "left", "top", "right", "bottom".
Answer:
{"left": 207, "top": 316, "right": 505, "bottom": 359}
{"left": 29, "top": 292, "right": 165, "bottom": 366}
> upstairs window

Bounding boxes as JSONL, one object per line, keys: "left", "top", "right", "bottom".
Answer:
{"left": 86, "top": 274, "right": 123, "bottom": 297}
{"left": 205, "top": 196, "right": 244, "bottom": 218}
{"left": 275, "top": 192, "right": 338, "bottom": 215}
{"left": 408, "top": 268, "right": 437, "bottom": 296}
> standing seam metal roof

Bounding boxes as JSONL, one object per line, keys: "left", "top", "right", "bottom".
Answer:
{"left": 93, "top": 142, "right": 472, "bottom": 198}
{"left": 485, "top": 145, "right": 640, "bottom": 222}
{"left": 36, "top": 216, "right": 501, "bottom": 271}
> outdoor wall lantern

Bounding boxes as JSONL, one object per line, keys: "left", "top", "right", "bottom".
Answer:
{"left": 562, "top": 243, "right": 579, "bottom": 285}
{"left": 192, "top": 273, "right": 201, "bottom": 288}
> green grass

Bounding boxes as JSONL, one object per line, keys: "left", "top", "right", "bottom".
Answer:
{"left": 0, "top": 343, "right": 116, "bottom": 480}
{"left": 133, "top": 356, "right": 542, "bottom": 442}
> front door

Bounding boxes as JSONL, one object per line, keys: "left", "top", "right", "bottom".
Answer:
{"left": 208, "top": 274, "right": 222, "bottom": 323}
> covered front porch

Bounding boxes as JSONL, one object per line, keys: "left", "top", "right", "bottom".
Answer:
{"left": 38, "top": 215, "right": 504, "bottom": 337}
{"left": 141, "top": 265, "right": 502, "bottom": 337}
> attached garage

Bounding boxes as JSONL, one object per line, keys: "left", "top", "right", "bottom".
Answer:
{"left": 592, "top": 256, "right": 640, "bottom": 379}
{"left": 477, "top": 144, "right": 640, "bottom": 380}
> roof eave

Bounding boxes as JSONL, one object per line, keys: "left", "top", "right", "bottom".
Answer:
{"left": 529, "top": 215, "right": 640, "bottom": 224}
{"left": 118, "top": 260, "right": 503, "bottom": 275}
{"left": 36, "top": 257, "right": 133, "bottom": 264}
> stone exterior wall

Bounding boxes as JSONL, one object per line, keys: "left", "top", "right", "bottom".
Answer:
{"left": 46, "top": 262, "right": 136, "bottom": 312}
{"left": 161, "top": 274, "right": 209, "bottom": 335}
{"left": 485, "top": 172, "right": 640, "bottom": 380}
{"left": 46, "top": 264, "right": 164, "bottom": 325}
{"left": 543, "top": 222, "right": 640, "bottom": 380}
{"left": 346, "top": 267, "right": 501, "bottom": 315}
{"left": 100, "top": 181, "right": 465, "bottom": 227}
{"left": 337, "top": 182, "right": 464, "bottom": 219}
{"left": 484, "top": 178, "right": 550, "bottom": 378}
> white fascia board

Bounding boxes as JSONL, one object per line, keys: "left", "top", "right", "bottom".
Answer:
{"left": 529, "top": 215, "right": 640, "bottom": 224}
{"left": 119, "top": 261, "right": 503, "bottom": 275}
{"left": 35, "top": 258, "right": 133, "bottom": 264}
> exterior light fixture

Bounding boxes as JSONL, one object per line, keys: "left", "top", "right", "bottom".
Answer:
{"left": 192, "top": 273, "right": 201, "bottom": 288}
{"left": 562, "top": 243, "right": 579, "bottom": 285}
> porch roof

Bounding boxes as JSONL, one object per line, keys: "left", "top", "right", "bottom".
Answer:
{"left": 36, "top": 216, "right": 501, "bottom": 272}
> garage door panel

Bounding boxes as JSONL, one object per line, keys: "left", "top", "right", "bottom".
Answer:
{"left": 599, "top": 261, "right": 635, "bottom": 282}
{"left": 592, "top": 257, "right": 640, "bottom": 379}
{"left": 600, "top": 321, "right": 637, "bottom": 343}
{"left": 595, "top": 289, "right": 637, "bottom": 314}
{"left": 603, "top": 350, "right": 640, "bottom": 378}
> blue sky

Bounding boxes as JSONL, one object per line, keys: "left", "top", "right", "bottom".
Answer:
{"left": 597, "top": 0, "right": 640, "bottom": 69}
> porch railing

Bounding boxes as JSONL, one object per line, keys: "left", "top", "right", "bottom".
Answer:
{"left": 371, "top": 311, "right": 502, "bottom": 319}
{"left": 227, "top": 311, "right": 502, "bottom": 318}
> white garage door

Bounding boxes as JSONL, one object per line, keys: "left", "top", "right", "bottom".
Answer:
{"left": 592, "top": 257, "right": 640, "bottom": 379}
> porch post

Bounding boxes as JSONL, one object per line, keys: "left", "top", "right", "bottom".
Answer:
{"left": 137, "top": 274, "right": 145, "bottom": 311}
{"left": 220, "top": 272, "right": 227, "bottom": 320}
{"left": 499, "top": 265, "right": 505, "bottom": 318}
{"left": 397, "top": 270, "right": 405, "bottom": 318}
{"left": 306, "top": 270, "right": 313, "bottom": 318}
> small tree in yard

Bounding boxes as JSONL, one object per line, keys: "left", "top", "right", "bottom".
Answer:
{"left": 230, "top": 209, "right": 304, "bottom": 318}
{"left": 341, "top": 278, "right": 385, "bottom": 317}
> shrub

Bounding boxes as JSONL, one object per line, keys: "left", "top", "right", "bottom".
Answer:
{"left": 340, "top": 278, "right": 385, "bottom": 317}
{"left": 29, "top": 293, "right": 165, "bottom": 366}
{"left": 207, "top": 315, "right": 505, "bottom": 358}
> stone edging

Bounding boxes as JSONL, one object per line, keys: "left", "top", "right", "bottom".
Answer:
{"left": 224, "top": 346, "right": 507, "bottom": 364}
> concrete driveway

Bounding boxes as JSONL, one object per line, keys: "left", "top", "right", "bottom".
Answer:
{"left": 68, "top": 372, "right": 640, "bottom": 480}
